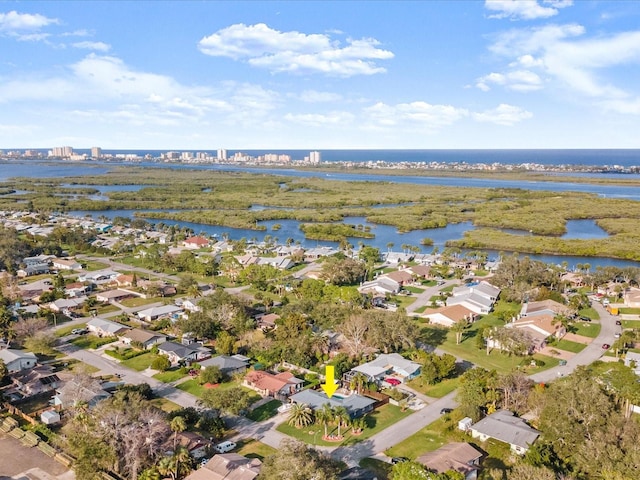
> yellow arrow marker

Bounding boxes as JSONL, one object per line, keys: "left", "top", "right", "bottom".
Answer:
{"left": 321, "top": 365, "right": 339, "bottom": 398}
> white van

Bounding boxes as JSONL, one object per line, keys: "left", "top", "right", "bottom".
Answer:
{"left": 214, "top": 441, "right": 236, "bottom": 453}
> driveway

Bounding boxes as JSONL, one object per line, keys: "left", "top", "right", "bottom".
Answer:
{"left": 406, "top": 279, "right": 458, "bottom": 314}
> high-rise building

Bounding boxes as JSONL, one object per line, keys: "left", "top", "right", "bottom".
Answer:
{"left": 51, "top": 146, "right": 73, "bottom": 157}
{"left": 309, "top": 151, "right": 321, "bottom": 164}
{"left": 217, "top": 149, "right": 227, "bottom": 161}
{"left": 91, "top": 147, "right": 102, "bottom": 158}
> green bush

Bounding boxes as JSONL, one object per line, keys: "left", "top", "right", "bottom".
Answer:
{"left": 151, "top": 356, "right": 171, "bottom": 371}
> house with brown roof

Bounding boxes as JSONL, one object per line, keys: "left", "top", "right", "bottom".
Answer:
{"left": 115, "top": 274, "right": 135, "bottom": 287}
{"left": 171, "top": 431, "right": 213, "bottom": 460}
{"left": 505, "top": 313, "right": 566, "bottom": 353}
{"left": 52, "top": 258, "right": 82, "bottom": 270}
{"left": 96, "top": 289, "right": 135, "bottom": 303}
{"left": 407, "top": 264, "right": 431, "bottom": 279}
{"left": 185, "top": 454, "right": 261, "bottom": 480}
{"left": 624, "top": 288, "right": 640, "bottom": 308}
{"left": 416, "top": 442, "right": 483, "bottom": 480}
{"left": 519, "top": 299, "right": 571, "bottom": 318}
{"left": 422, "top": 305, "right": 477, "bottom": 328}
{"left": 183, "top": 236, "right": 210, "bottom": 249}
{"left": 380, "top": 270, "right": 414, "bottom": 286}
{"left": 256, "top": 313, "right": 280, "bottom": 330}
{"left": 243, "top": 370, "right": 303, "bottom": 400}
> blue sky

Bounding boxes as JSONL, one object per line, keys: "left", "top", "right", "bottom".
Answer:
{"left": 1, "top": 0, "right": 640, "bottom": 150}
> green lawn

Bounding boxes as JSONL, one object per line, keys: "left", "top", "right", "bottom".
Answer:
{"left": 622, "top": 320, "right": 640, "bottom": 329}
{"left": 554, "top": 339, "right": 587, "bottom": 353}
{"left": 407, "top": 376, "right": 462, "bottom": 399}
{"left": 404, "top": 286, "right": 425, "bottom": 294}
{"left": 277, "top": 404, "right": 412, "bottom": 447}
{"left": 413, "top": 306, "right": 428, "bottom": 314}
{"left": 388, "top": 295, "right": 417, "bottom": 310}
{"left": 175, "top": 379, "right": 206, "bottom": 397}
{"left": 436, "top": 315, "right": 559, "bottom": 373}
{"left": 96, "top": 304, "right": 120, "bottom": 315}
{"left": 120, "top": 352, "right": 162, "bottom": 371}
{"left": 69, "top": 334, "right": 116, "bottom": 350}
{"left": 385, "top": 417, "right": 448, "bottom": 459}
{"left": 246, "top": 399, "right": 282, "bottom": 422}
{"left": 120, "top": 297, "right": 161, "bottom": 307}
{"left": 571, "top": 321, "right": 601, "bottom": 338}
{"left": 235, "top": 439, "right": 277, "bottom": 461}
{"left": 153, "top": 368, "right": 188, "bottom": 383}
{"left": 149, "top": 397, "right": 182, "bottom": 412}
{"left": 56, "top": 323, "right": 87, "bottom": 337}
{"left": 619, "top": 308, "right": 640, "bottom": 315}
{"left": 578, "top": 307, "right": 600, "bottom": 320}
{"left": 82, "top": 260, "right": 109, "bottom": 271}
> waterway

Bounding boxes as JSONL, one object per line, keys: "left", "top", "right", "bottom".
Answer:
{"left": 69, "top": 208, "right": 638, "bottom": 269}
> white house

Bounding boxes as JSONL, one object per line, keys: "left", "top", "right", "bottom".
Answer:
{"left": 0, "top": 349, "right": 38, "bottom": 373}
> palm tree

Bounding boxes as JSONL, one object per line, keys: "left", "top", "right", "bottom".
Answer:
{"left": 316, "top": 403, "right": 334, "bottom": 438}
{"left": 186, "top": 284, "right": 202, "bottom": 298}
{"left": 386, "top": 242, "right": 394, "bottom": 253}
{"left": 170, "top": 415, "right": 187, "bottom": 450}
{"left": 349, "top": 372, "right": 367, "bottom": 395}
{"left": 287, "top": 403, "right": 314, "bottom": 428}
{"left": 333, "top": 406, "right": 350, "bottom": 438}
{"left": 451, "top": 319, "right": 468, "bottom": 345}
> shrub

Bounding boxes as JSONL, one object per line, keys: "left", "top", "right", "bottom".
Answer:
{"left": 151, "top": 356, "right": 171, "bottom": 371}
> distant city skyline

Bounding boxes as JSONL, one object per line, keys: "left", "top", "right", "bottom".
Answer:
{"left": 1, "top": 1, "right": 640, "bottom": 149}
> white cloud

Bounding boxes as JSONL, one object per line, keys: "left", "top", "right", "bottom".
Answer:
{"left": 473, "top": 104, "right": 533, "bottom": 125}
{"left": 485, "top": 0, "right": 572, "bottom": 21}
{"left": 0, "top": 10, "right": 58, "bottom": 31}
{"left": 364, "top": 101, "right": 469, "bottom": 129}
{"left": 198, "top": 23, "right": 393, "bottom": 76}
{"left": 298, "top": 90, "right": 343, "bottom": 103}
{"left": 0, "top": 54, "right": 283, "bottom": 129}
{"left": 481, "top": 23, "right": 640, "bottom": 113}
{"left": 72, "top": 41, "right": 111, "bottom": 52}
{"left": 476, "top": 69, "right": 543, "bottom": 91}
{"left": 284, "top": 111, "right": 354, "bottom": 126}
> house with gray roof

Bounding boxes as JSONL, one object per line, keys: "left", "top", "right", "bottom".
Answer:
{"left": 470, "top": 410, "right": 540, "bottom": 454}
{"left": 158, "top": 341, "right": 210, "bottom": 366}
{"left": 0, "top": 349, "right": 37, "bottom": 373}
{"left": 87, "top": 317, "right": 130, "bottom": 337}
{"left": 348, "top": 353, "right": 421, "bottom": 384}
{"left": 199, "top": 355, "right": 249, "bottom": 376}
{"left": 137, "top": 304, "right": 183, "bottom": 322}
{"left": 624, "top": 351, "right": 640, "bottom": 375}
{"left": 289, "top": 389, "right": 376, "bottom": 418}
{"left": 120, "top": 329, "right": 167, "bottom": 349}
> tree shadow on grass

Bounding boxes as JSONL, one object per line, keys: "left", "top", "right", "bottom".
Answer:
{"left": 419, "top": 325, "right": 448, "bottom": 347}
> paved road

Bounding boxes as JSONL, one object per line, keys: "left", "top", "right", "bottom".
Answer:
{"left": 405, "top": 279, "right": 458, "bottom": 314}
{"left": 529, "top": 300, "right": 617, "bottom": 383}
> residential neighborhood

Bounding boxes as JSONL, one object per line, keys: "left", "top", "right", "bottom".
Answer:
{"left": 0, "top": 208, "right": 637, "bottom": 480}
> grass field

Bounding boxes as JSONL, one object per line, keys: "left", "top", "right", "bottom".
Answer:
{"left": 120, "top": 352, "right": 161, "bottom": 371}
{"left": 175, "top": 379, "right": 206, "bottom": 397}
{"left": 385, "top": 417, "right": 448, "bottom": 459}
{"left": 235, "top": 439, "right": 277, "bottom": 461}
{"left": 55, "top": 323, "right": 87, "bottom": 337}
{"left": 435, "top": 314, "right": 559, "bottom": 373}
{"left": 404, "top": 286, "right": 425, "bottom": 294}
{"left": 153, "top": 368, "right": 188, "bottom": 383}
{"left": 554, "top": 339, "right": 587, "bottom": 353}
{"left": 578, "top": 307, "right": 600, "bottom": 320}
{"left": 246, "top": 399, "right": 282, "bottom": 422}
{"left": 149, "top": 397, "right": 182, "bottom": 412}
{"left": 620, "top": 308, "right": 640, "bottom": 315}
{"left": 277, "top": 404, "right": 412, "bottom": 447}
{"left": 621, "top": 320, "right": 640, "bottom": 329}
{"left": 120, "top": 297, "right": 161, "bottom": 307}
{"left": 572, "top": 321, "right": 601, "bottom": 338}
{"left": 69, "top": 334, "right": 116, "bottom": 350}
{"left": 407, "top": 376, "right": 462, "bottom": 399}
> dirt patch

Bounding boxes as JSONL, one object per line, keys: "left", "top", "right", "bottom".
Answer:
{"left": 539, "top": 346, "right": 575, "bottom": 361}
{"left": 0, "top": 433, "right": 70, "bottom": 477}
{"left": 563, "top": 333, "right": 594, "bottom": 344}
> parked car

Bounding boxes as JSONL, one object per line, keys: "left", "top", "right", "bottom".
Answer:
{"left": 616, "top": 320, "right": 622, "bottom": 325}
{"left": 391, "top": 457, "right": 409, "bottom": 464}
{"left": 440, "top": 408, "right": 453, "bottom": 415}
{"left": 385, "top": 377, "right": 401, "bottom": 386}
{"left": 559, "top": 359, "right": 567, "bottom": 366}
{"left": 214, "top": 441, "right": 236, "bottom": 453}
{"left": 602, "top": 344, "right": 611, "bottom": 350}
{"left": 71, "top": 328, "right": 88, "bottom": 335}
